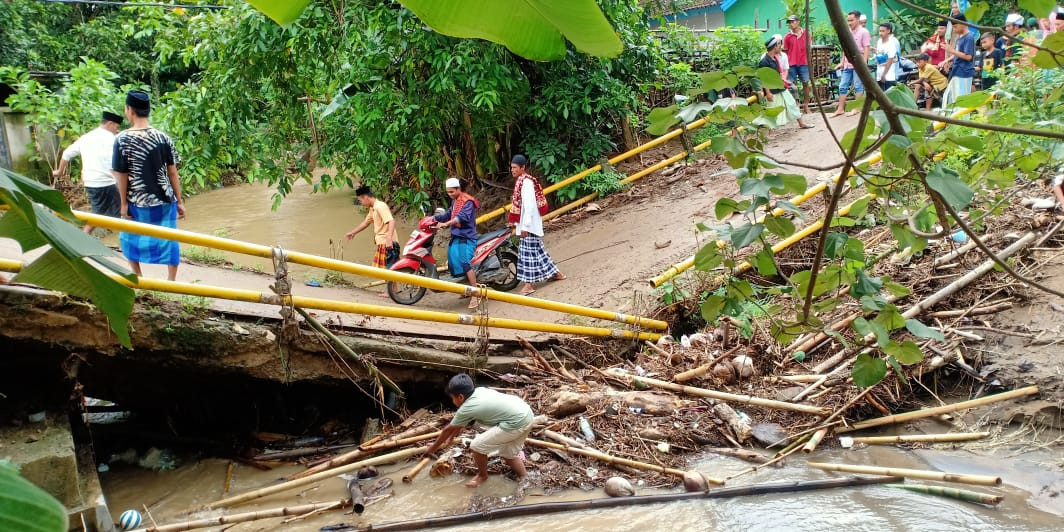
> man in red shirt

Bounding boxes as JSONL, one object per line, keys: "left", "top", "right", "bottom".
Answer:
{"left": 920, "top": 21, "right": 948, "bottom": 68}
{"left": 782, "top": 15, "right": 812, "bottom": 114}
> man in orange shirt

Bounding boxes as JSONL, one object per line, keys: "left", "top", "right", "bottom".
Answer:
{"left": 346, "top": 186, "right": 399, "bottom": 268}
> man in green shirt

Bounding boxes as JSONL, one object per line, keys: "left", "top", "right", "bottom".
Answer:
{"left": 424, "top": 373, "right": 535, "bottom": 487}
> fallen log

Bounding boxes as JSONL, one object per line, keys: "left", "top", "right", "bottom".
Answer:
{"left": 607, "top": 370, "right": 829, "bottom": 415}
{"left": 837, "top": 386, "right": 1039, "bottom": 433}
{"left": 207, "top": 446, "right": 426, "bottom": 509}
{"left": 925, "top": 302, "right": 1012, "bottom": 319}
{"left": 848, "top": 432, "right": 989, "bottom": 445}
{"left": 347, "top": 478, "right": 365, "bottom": 514}
{"left": 290, "top": 428, "right": 440, "bottom": 480}
{"left": 332, "top": 476, "right": 900, "bottom": 531}
{"left": 544, "top": 389, "right": 689, "bottom": 418}
{"left": 887, "top": 483, "right": 1003, "bottom": 506}
{"left": 138, "top": 499, "right": 348, "bottom": 532}
{"left": 808, "top": 462, "right": 1001, "bottom": 486}
{"left": 525, "top": 438, "right": 724, "bottom": 485}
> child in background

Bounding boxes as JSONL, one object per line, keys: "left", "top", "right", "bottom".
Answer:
{"left": 910, "top": 53, "right": 948, "bottom": 110}
{"left": 975, "top": 32, "right": 1005, "bottom": 90}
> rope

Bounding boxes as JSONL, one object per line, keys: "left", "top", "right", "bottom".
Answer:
{"left": 270, "top": 246, "right": 296, "bottom": 380}
{"left": 469, "top": 284, "right": 491, "bottom": 371}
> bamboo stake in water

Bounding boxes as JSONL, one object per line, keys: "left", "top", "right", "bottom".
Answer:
{"left": 527, "top": 438, "right": 725, "bottom": 486}
{"left": 290, "top": 429, "right": 440, "bottom": 480}
{"left": 849, "top": 432, "right": 989, "bottom": 445}
{"left": 888, "top": 483, "right": 1003, "bottom": 506}
{"left": 837, "top": 386, "right": 1039, "bottom": 433}
{"left": 802, "top": 428, "right": 829, "bottom": 453}
{"left": 207, "top": 446, "right": 426, "bottom": 509}
{"left": 808, "top": 462, "right": 1001, "bottom": 486}
{"left": 402, "top": 457, "right": 433, "bottom": 483}
{"left": 136, "top": 499, "right": 348, "bottom": 532}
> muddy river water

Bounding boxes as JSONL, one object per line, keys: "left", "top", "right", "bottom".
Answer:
{"left": 102, "top": 431, "right": 1062, "bottom": 531}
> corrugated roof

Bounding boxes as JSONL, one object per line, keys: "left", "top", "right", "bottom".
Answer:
{"left": 643, "top": 0, "right": 723, "bottom": 17}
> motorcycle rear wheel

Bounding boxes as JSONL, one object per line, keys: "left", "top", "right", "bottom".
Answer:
{"left": 388, "top": 266, "right": 429, "bottom": 305}
{"left": 488, "top": 251, "right": 521, "bottom": 292}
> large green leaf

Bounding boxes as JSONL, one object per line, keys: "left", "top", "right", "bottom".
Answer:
{"left": 764, "top": 215, "right": 795, "bottom": 238}
{"left": 755, "top": 67, "right": 785, "bottom": 90}
{"left": 849, "top": 269, "right": 883, "bottom": 299}
{"left": 883, "top": 340, "right": 924, "bottom": 365}
{"left": 701, "top": 295, "right": 726, "bottom": 323}
{"left": 645, "top": 105, "right": 680, "bottom": 136}
{"left": 1019, "top": 0, "right": 1055, "bottom": 18}
{"left": 852, "top": 353, "right": 888, "bottom": 388}
{"left": 926, "top": 164, "right": 974, "bottom": 210}
{"left": 694, "top": 243, "right": 724, "bottom": 271}
{"left": 399, "top": 0, "right": 623, "bottom": 61}
{"left": 953, "top": 91, "right": 992, "bottom": 109}
{"left": 1031, "top": 32, "right": 1064, "bottom": 69}
{"left": 244, "top": 0, "right": 312, "bottom": 25}
{"left": 0, "top": 169, "right": 76, "bottom": 221}
{"left": 0, "top": 463, "right": 68, "bottom": 532}
{"left": 963, "top": 2, "right": 989, "bottom": 23}
{"left": 730, "top": 223, "right": 764, "bottom": 249}
{"left": 905, "top": 319, "right": 945, "bottom": 341}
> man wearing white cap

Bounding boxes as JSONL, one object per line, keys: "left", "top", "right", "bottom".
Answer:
{"left": 434, "top": 177, "right": 481, "bottom": 308}
{"left": 1000, "top": 13, "right": 1027, "bottom": 63}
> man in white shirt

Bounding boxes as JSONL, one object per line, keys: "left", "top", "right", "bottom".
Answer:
{"left": 506, "top": 155, "right": 565, "bottom": 296}
{"left": 53, "top": 111, "right": 123, "bottom": 234}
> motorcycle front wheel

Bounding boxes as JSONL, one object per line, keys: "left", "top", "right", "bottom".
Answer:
{"left": 387, "top": 265, "right": 429, "bottom": 305}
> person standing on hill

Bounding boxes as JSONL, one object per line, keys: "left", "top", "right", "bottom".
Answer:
{"left": 112, "top": 90, "right": 185, "bottom": 281}
{"left": 54, "top": 111, "right": 123, "bottom": 234}
{"left": 830, "top": 10, "right": 871, "bottom": 118}
{"left": 507, "top": 154, "right": 564, "bottom": 296}
{"left": 942, "top": 15, "right": 976, "bottom": 105}
{"left": 783, "top": 15, "right": 813, "bottom": 114}
{"left": 921, "top": 21, "right": 949, "bottom": 69}
{"left": 434, "top": 177, "right": 480, "bottom": 308}
{"left": 346, "top": 186, "right": 399, "bottom": 269}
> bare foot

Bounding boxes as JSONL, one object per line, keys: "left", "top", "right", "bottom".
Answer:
{"left": 798, "top": 121, "right": 813, "bottom": 129}
{"left": 845, "top": 109, "right": 860, "bottom": 116}
{"left": 828, "top": 110, "right": 845, "bottom": 117}
{"left": 465, "top": 474, "right": 489, "bottom": 488}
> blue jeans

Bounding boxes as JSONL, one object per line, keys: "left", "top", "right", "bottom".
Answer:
{"left": 838, "top": 68, "right": 864, "bottom": 96}
{"left": 788, "top": 65, "right": 810, "bottom": 84}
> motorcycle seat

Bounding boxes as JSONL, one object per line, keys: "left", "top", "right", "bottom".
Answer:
{"left": 476, "top": 228, "right": 509, "bottom": 246}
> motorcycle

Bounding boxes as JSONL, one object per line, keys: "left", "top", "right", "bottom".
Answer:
{"left": 386, "top": 209, "right": 521, "bottom": 305}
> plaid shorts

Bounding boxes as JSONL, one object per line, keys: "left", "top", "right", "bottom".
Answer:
{"left": 517, "top": 235, "right": 559, "bottom": 283}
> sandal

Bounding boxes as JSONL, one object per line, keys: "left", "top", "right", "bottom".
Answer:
{"left": 519, "top": 288, "right": 536, "bottom": 296}
{"left": 468, "top": 296, "right": 480, "bottom": 309}
{"left": 551, "top": 272, "right": 567, "bottom": 281}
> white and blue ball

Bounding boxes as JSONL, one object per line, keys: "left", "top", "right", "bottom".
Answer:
{"left": 118, "top": 509, "right": 142, "bottom": 530}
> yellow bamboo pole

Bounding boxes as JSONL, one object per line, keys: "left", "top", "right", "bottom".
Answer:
{"left": 807, "top": 462, "right": 1002, "bottom": 486}
{"left": 207, "top": 446, "right": 426, "bottom": 509}
{"left": 849, "top": 432, "right": 989, "bottom": 445}
{"left": 0, "top": 260, "right": 660, "bottom": 339}
{"left": 608, "top": 369, "right": 829, "bottom": 415}
{"left": 480, "top": 95, "right": 759, "bottom": 225}
{"left": 651, "top": 193, "right": 874, "bottom": 287}
{"left": 0, "top": 258, "right": 23, "bottom": 273}
{"left": 837, "top": 386, "right": 1039, "bottom": 433}
{"left": 59, "top": 211, "right": 668, "bottom": 331}
{"left": 647, "top": 102, "right": 984, "bottom": 288}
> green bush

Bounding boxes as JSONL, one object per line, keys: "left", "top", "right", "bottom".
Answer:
{"left": 708, "top": 27, "right": 763, "bottom": 73}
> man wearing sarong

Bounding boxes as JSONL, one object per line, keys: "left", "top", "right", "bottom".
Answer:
{"left": 759, "top": 36, "right": 812, "bottom": 130}
{"left": 507, "top": 155, "right": 564, "bottom": 296}
{"left": 434, "top": 177, "right": 480, "bottom": 308}
{"left": 345, "top": 186, "right": 399, "bottom": 269}
{"left": 113, "top": 90, "right": 185, "bottom": 281}
{"left": 54, "top": 111, "right": 124, "bottom": 234}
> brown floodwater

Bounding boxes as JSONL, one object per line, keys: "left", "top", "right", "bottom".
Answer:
{"left": 104, "top": 181, "right": 420, "bottom": 279}
{"left": 101, "top": 439, "right": 1062, "bottom": 531}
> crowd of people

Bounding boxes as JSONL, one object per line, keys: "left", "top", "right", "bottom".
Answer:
{"left": 756, "top": 6, "right": 1064, "bottom": 125}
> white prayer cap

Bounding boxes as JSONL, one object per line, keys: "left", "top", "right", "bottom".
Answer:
{"left": 445, "top": 177, "right": 461, "bottom": 189}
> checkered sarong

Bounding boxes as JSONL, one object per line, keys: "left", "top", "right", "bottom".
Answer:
{"left": 517, "top": 235, "right": 559, "bottom": 283}
{"left": 372, "top": 244, "right": 389, "bottom": 268}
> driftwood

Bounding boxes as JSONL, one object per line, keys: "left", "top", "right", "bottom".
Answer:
{"left": 544, "top": 389, "right": 689, "bottom": 418}
{"left": 712, "top": 403, "right": 752, "bottom": 443}
{"left": 809, "top": 462, "right": 1001, "bottom": 486}
{"left": 542, "top": 430, "right": 642, "bottom": 476}
{"left": 207, "top": 446, "right": 426, "bottom": 509}
{"left": 331, "top": 476, "right": 900, "bottom": 531}
{"left": 702, "top": 448, "right": 771, "bottom": 464}
{"left": 848, "top": 432, "right": 989, "bottom": 445}
{"left": 253, "top": 444, "right": 357, "bottom": 462}
{"left": 608, "top": 370, "right": 829, "bottom": 415}
{"left": 887, "top": 483, "right": 1004, "bottom": 506}
{"left": 925, "top": 301, "right": 1012, "bottom": 318}
{"left": 291, "top": 426, "right": 440, "bottom": 480}
{"left": 296, "top": 308, "right": 401, "bottom": 395}
{"left": 672, "top": 346, "right": 742, "bottom": 382}
{"left": 837, "top": 386, "right": 1039, "bottom": 433}
{"left": 139, "top": 499, "right": 348, "bottom": 532}
{"left": 526, "top": 438, "right": 724, "bottom": 485}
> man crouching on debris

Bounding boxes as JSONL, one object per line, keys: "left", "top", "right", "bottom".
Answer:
{"left": 424, "top": 373, "right": 534, "bottom": 487}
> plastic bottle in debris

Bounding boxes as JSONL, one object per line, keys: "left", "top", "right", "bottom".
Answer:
{"left": 578, "top": 416, "right": 596, "bottom": 442}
